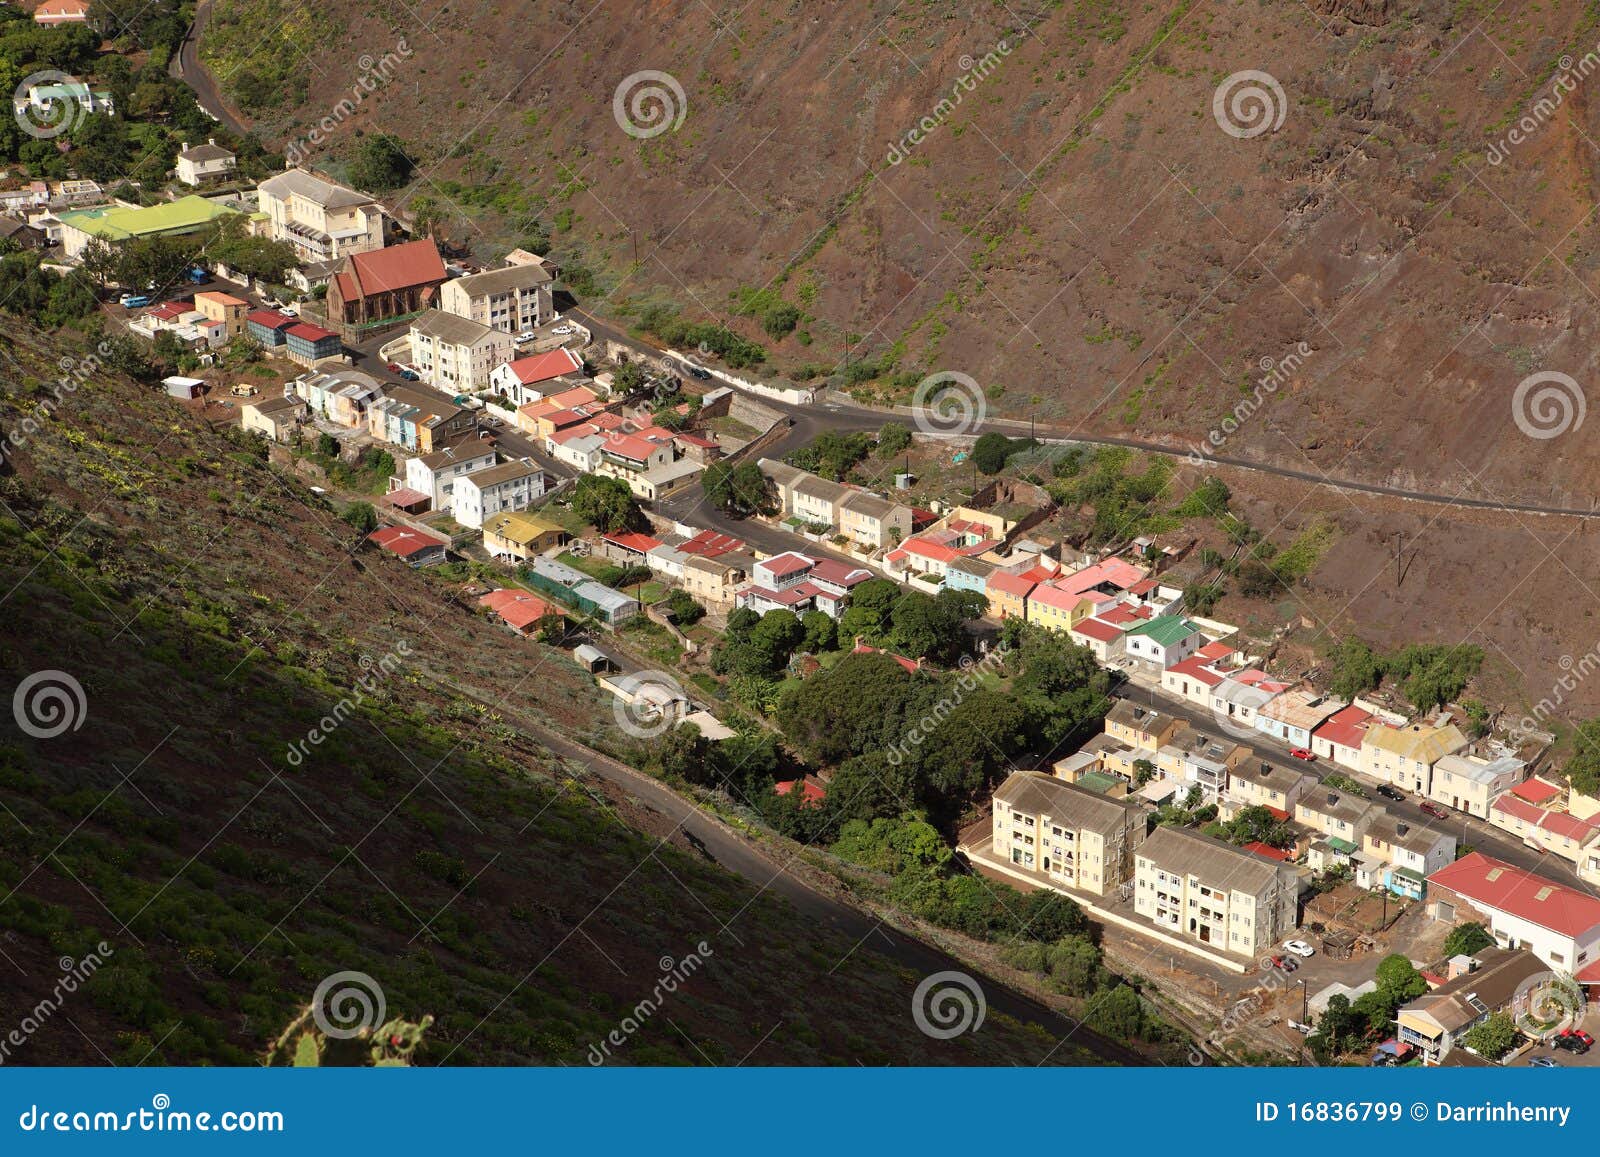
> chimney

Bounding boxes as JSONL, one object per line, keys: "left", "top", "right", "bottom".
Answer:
{"left": 1327, "top": 792, "right": 1339, "bottom": 806}
{"left": 181, "top": 141, "right": 189, "bottom": 152}
{"left": 1397, "top": 822, "right": 1409, "bottom": 836}
{"left": 208, "top": 138, "right": 216, "bottom": 147}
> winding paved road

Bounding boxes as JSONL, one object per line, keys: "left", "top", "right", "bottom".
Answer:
{"left": 171, "top": 1, "right": 249, "bottom": 136}
{"left": 571, "top": 308, "right": 1600, "bottom": 523}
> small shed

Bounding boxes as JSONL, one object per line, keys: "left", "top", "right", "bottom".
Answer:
{"left": 162, "top": 375, "right": 205, "bottom": 399}
{"left": 572, "top": 644, "right": 610, "bottom": 673}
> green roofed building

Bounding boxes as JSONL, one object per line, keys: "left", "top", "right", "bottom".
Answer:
{"left": 1123, "top": 615, "right": 1203, "bottom": 666}
{"left": 59, "top": 195, "right": 240, "bottom": 259}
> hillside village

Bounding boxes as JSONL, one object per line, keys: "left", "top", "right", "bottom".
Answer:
{"left": 4, "top": 6, "right": 1599, "bottom": 1067}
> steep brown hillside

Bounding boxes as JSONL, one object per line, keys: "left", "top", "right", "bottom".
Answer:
{"left": 208, "top": 0, "right": 1600, "bottom": 505}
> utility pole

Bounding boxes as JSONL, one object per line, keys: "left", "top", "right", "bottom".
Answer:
{"left": 1301, "top": 978, "right": 1308, "bottom": 1023}
{"left": 1394, "top": 531, "right": 1403, "bottom": 586}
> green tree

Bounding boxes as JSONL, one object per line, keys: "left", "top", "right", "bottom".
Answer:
{"left": 571, "top": 475, "right": 641, "bottom": 532}
{"left": 1442, "top": 922, "right": 1496, "bottom": 959}
{"left": 839, "top": 577, "right": 899, "bottom": 641}
{"left": 702, "top": 459, "right": 770, "bottom": 516}
{"left": 1084, "top": 983, "right": 1145, "bottom": 1038}
{"left": 1374, "top": 953, "right": 1428, "bottom": 1003}
{"left": 1132, "top": 758, "right": 1157, "bottom": 786}
{"left": 799, "top": 610, "right": 837, "bottom": 653}
{"left": 1565, "top": 719, "right": 1600, "bottom": 796}
{"left": 347, "top": 132, "right": 414, "bottom": 192}
{"left": 876, "top": 421, "right": 912, "bottom": 458}
{"left": 971, "top": 431, "right": 1012, "bottom": 475}
{"left": 341, "top": 502, "right": 377, "bottom": 534}
{"left": 1461, "top": 1011, "right": 1519, "bottom": 1060}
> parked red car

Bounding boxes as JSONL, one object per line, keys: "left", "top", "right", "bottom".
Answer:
{"left": 1289, "top": 748, "right": 1316, "bottom": 761}
{"left": 386, "top": 362, "right": 403, "bottom": 373}
{"left": 1419, "top": 801, "right": 1449, "bottom": 820}
{"left": 1559, "top": 1027, "right": 1595, "bottom": 1046}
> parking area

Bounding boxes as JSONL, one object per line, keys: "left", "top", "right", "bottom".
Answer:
{"left": 1504, "top": 1007, "right": 1600, "bottom": 1068}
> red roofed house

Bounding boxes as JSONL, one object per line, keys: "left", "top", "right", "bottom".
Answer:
{"left": 488, "top": 346, "right": 587, "bottom": 406}
{"left": 33, "top": 0, "right": 90, "bottom": 24}
{"left": 367, "top": 526, "right": 447, "bottom": 567}
{"left": 1489, "top": 779, "right": 1600, "bottom": 870}
{"left": 736, "top": 551, "right": 870, "bottom": 620}
{"left": 678, "top": 528, "right": 744, "bottom": 559}
{"left": 478, "top": 589, "right": 557, "bottom": 636}
{"left": 1309, "top": 704, "right": 1376, "bottom": 771}
{"left": 599, "top": 530, "right": 664, "bottom": 565}
{"left": 326, "top": 239, "right": 449, "bottom": 337}
{"left": 852, "top": 641, "right": 922, "bottom": 674}
{"left": 1427, "top": 852, "right": 1600, "bottom": 988}
{"left": 775, "top": 775, "right": 827, "bottom": 808}
{"left": 1069, "top": 616, "right": 1131, "bottom": 663}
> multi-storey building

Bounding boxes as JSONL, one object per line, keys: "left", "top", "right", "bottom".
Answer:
{"left": 1134, "top": 826, "right": 1301, "bottom": 958}
{"left": 438, "top": 262, "right": 555, "bottom": 335}
{"left": 991, "top": 771, "right": 1148, "bottom": 897}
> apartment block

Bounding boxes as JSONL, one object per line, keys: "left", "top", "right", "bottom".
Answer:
{"left": 992, "top": 771, "right": 1148, "bottom": 897}
{"left": 1134, "top": 826, "right": 1301, "bottom": 958}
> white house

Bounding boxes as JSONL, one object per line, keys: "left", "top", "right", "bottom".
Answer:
{"left": 175, "top": 140, "right": 238, "bottom": 186}
{"left": 1121, "top": 616, "right": 1202, "bottom": 667}
{"left": 452, "top": 459, "right": 546, "bottom": 530}
{"left": 403, "top": 442, "right": 497, "bottom": 512}
{"left": 1428, "top": 852, "right": 1600, "bottom": 983}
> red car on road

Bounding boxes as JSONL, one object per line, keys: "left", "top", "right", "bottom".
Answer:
{"left": 1289, "top": 748, "right": 1316, "bottom": 761}
{"left": 1419, "top": 801, "right": 1449, "bottom": 820}
{"left": 386, "top": 362, "right": 403, "bottom": 373}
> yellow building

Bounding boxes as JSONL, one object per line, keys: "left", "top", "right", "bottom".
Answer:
{"left": 991, "top": 770, "right": 1148, "bottom": 897}
{"left": 193, "top": 290, "right": 250, "bottom": 338}
{"left": 1359, "top": 720, "right": 1468, "bottom": 794}
{"left": 481, "top": 511, "right": 568, "bottom": 561}
{"left": 1134, "top": 826, "right": 1301, "bottom": 958}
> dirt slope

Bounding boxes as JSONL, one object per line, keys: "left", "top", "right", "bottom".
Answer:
{"left": 209, "top": 0, "right": 1600, "bottom": 504}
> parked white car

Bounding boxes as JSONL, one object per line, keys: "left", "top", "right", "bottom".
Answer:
{"left": 516, "top": 330, "right": 536, "bottom": 342}
{"left": 552, "top": 324, "right": 574, "bottom": 335}
{"left": 1283, "top": 940, "right": 1315, "bottom": 958}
